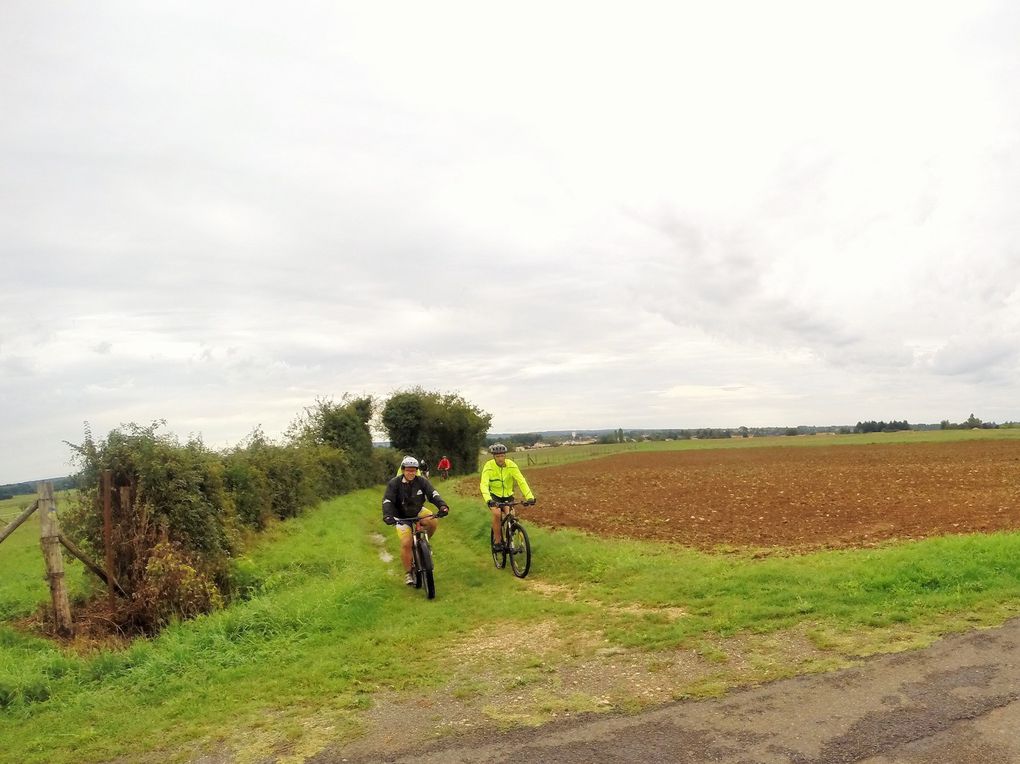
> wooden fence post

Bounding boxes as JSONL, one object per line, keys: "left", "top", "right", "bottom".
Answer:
{"left": 58, "top": 534, "right": 127, "bottom": 598}
{"left": 38, "top": 482, "right": 73, "bottom": 637}
{"left": 102, "top": 469, "right": 115, "bottom": 610}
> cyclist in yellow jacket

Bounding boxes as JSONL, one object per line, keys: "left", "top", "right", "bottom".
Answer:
{"left": 479, "top": 443, "right": 536, "bottom": 552}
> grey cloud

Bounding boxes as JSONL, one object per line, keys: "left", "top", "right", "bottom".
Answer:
{"left": 929, "top": 337, "right": 1019, "bottom": 378}
{"left": 631, "top": 211, "right": 859, "bottom": 353}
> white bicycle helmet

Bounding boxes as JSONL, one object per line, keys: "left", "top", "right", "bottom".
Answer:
{"left": 400, "top": 455, "right": 419, "bottom": 468}
{"left": 489, "top": 443, "right": 508, "bottom": 454}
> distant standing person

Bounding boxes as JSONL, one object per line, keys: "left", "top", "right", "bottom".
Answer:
{"left": 437, "top": 455, "right": 452, "bottom": 479}
{"left": 479, "top": 443, "right": 535, "bottom": 552}
{"left": 382, "top": 456, "right": 449, "bottom": 585}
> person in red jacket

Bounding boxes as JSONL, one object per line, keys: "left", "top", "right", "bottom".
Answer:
{"left": 437, "top": 455, "right": 452, "bottom": 479}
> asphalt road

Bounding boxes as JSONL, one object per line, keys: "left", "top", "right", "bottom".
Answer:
{"left": 321, "top": 617, "right": 1020, "bottom": 764}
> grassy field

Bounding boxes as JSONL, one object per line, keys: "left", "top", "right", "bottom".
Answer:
{"left": 2, "top": 430, "right": 1020, "bottom": 762}
{"left": 0, "top": 493, "right": 84, "bottom": 622}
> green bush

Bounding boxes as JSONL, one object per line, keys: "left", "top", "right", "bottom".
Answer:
{"left": 227, "top": 556, "right": 265, "bottom": 601}
{"left": 372, "top": 448, "right": 403, "bottom": 483}
{"left": 381, "top": 388, "right": 491, "bottom": 475}
{"left": 222, "top": 452, "right": 272, "bottom": 529}
{"left": 287, "top": 397, "right": 377, "bottom": 488}
{"left": 136, "top": 542, "right": 225, "bottom": 630}
{"left": 61, "top": 412, "right": 383, "bottom": 634}
{"left": 63, "top": 423, "right": 235, "bottom": 632}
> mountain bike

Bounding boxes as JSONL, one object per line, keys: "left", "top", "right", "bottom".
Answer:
{"left": 439, "top": 468, "right": 450, "bottom": 480}
{"left": 490, "top": 500, "right": 533, "bottom": 578}
{"left": 394, "top": 512, "right": 441, "bottom": 599}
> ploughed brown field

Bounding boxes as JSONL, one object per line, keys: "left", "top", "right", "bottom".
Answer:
{"left": 526, "top": 440, "right": 1020, "bottom": 551}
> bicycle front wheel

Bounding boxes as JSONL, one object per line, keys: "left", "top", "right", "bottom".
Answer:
{"left": 508, "top": 521, "right": 531, "bottom": 578}
{"left": 418, "top": 539, "right": 436, "bottom": 599}
{"left": 411, "top": 539, "right": 424, "bottom": 589}
{"left": 490, "top": 528, "right": 507, "bottom": 569}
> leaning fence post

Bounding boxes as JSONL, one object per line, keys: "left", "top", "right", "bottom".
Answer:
{"left": 102, "top": 470, "right": 115, "bottom": 610}
{"left": 0, "top": 499, "right": 39, "bottom": 546}
{"left": 38, "top": 481, "right": 73, "bottom": 637}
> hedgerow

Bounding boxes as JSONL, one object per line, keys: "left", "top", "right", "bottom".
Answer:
{"left": 61, "top": 411, "right": 383, "bottom": 632}
{"left": 56, "top": 392, "right": 483, "bottom": 635}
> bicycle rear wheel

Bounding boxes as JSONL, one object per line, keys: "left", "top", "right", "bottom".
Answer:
{"left": 418, "top": 539, "right": 436, "bottom": 599}
{"left": 508, "top": 521, "right": 531, "bottom": 578}
{"left": 490, "top": 528, "right": 507, "bottom": 569}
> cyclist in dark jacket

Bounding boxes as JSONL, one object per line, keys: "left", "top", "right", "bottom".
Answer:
{"left": 382, "top": 455, "right": 449, "bottom": 585}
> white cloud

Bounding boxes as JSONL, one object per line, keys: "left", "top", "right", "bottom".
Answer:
{"left": 2, "top": 1, "right": 1019, "bottom": 482}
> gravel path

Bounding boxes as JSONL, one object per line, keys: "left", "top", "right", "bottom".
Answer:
{"left": 315, "top": 617, "right": 1020, "bottom": 764}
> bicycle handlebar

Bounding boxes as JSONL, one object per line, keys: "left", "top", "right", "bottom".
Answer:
{"left": 391, "top": 512, "right": 443, "bottom": 526}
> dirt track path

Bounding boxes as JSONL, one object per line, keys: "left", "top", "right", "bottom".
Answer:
{"left": 319, "top": 617, "right": 1020, "bottom": 763}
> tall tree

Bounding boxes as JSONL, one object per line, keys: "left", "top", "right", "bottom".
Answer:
{"left": 381, "top": 388, "right": 491, "bottom": 474}
{"left": 288, "top": 395, "right": 376, "bottom": 486}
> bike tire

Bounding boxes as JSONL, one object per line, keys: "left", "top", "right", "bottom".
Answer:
{"left": 508, "top": 521, "right": 531, "bottom": 578}
{"left": 490, "top": 528, "right": 507, "bottom": 569}
{"left": 412, "top": 542, "right": 424, "bottom": 589}
{"left": 418, "top": 539, "right": 436, "bottom": 599}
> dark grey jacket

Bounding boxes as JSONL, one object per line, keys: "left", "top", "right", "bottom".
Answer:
{"left": 382, "top": 475, "right": 447, "bottom": 522}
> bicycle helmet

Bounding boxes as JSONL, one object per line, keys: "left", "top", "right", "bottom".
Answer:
{"left": 489, "top": 443, "right": 508, "bottom": 454}
{"left": 400, "top": 455, "right": 419, "bottom": 468}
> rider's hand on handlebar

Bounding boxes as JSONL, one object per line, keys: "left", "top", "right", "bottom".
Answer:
{"left": 383, "top": 516, "right": 397, "bottom": 526}
{"left": 487, "top": 500, "right": 497, "bottom": 508}
{"left": 437, "top": 505, "right": 449, "bottom": 517}
{"left": 524, "top": 498, "right": 536, "bottom": 506}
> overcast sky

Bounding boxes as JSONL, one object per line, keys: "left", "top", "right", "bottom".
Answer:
{"left": 2, "top": 1, "right": 1019, "bottom": 483}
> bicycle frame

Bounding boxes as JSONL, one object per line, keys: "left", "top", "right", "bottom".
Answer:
{"left": 490, "top": 501, "right": 532, "bottom": 578}
{"left": 394, "top": 512, "right": 440, "bottom": 599}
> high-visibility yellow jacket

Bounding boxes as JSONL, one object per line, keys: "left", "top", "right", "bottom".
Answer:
{"left": 479, "top": 458, "right": 534, "bottom": 502}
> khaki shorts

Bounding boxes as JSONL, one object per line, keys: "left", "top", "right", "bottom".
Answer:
{"left": 394, "top": 507, "right": 432, "bottom": 538}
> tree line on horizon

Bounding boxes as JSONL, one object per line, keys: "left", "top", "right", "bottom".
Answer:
{"left": 6, "top": 411, "right": 1017, "bottom": 501}
{"left": 488, "top": 414, "right": 1017, "bottom": 449}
